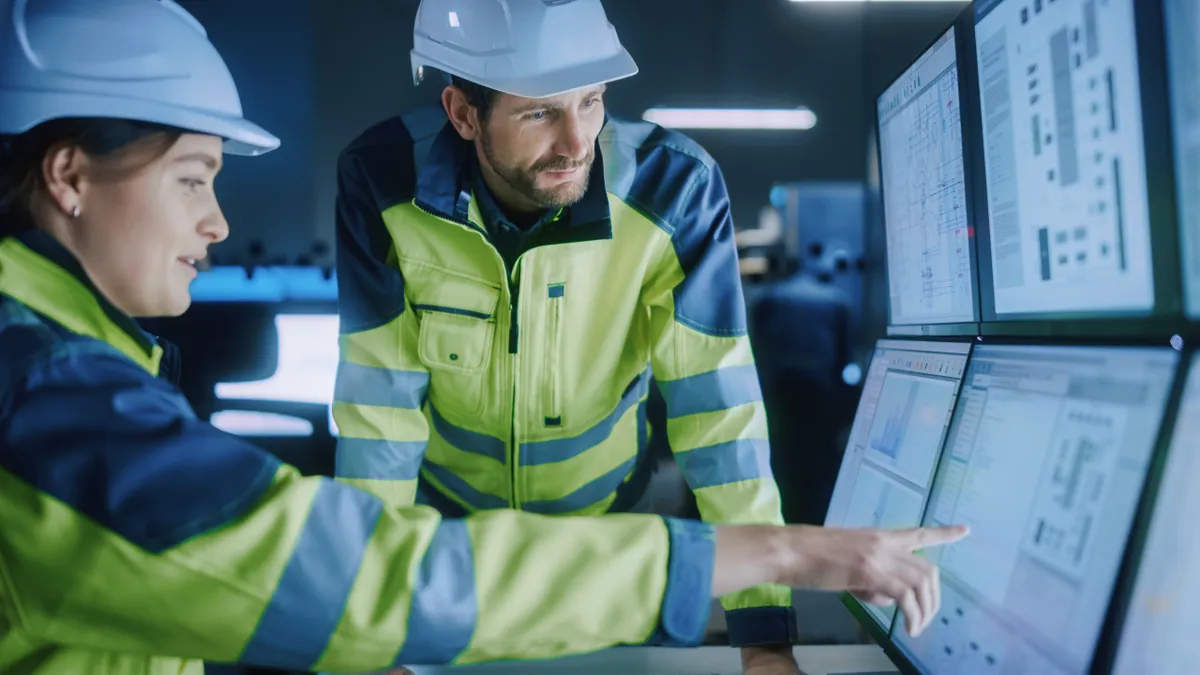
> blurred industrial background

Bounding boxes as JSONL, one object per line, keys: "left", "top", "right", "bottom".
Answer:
{"left": 136, "top": 0, "right": 971, "bottom": 653}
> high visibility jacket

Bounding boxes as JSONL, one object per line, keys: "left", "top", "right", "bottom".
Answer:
{"left": 333, "top": 107, "right": 795, "bottom": 646}
{"left": 0, "top": 229, "right": 716, "bottom": 674}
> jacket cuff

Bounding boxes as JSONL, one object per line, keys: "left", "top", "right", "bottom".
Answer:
{"left": 644, "top": 517, "right": 716, "bottom": 647}
{"left": 726, "top": 606, "right": 798, "bottom": 647}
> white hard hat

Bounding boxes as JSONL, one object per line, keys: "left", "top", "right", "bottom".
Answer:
{"left": 411, "top": 0, "right": 638, "bottom": 99}
{"left": 0, "top": 0, "right": 279, "bottom": 156}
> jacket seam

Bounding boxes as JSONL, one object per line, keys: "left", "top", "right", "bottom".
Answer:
{"left": 396, "top": 255, "right": 503, "bottom": 290}
{"left": 0, "top": 503, "right": 33, "bottom": 637}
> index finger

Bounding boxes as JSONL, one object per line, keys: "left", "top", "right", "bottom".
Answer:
{"left": 908, "top": 525, "right": 969, "bottom": 549}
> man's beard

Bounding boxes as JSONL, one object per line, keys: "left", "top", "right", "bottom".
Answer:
{"left": 481, "top": 130, "right": 593, "bottom": 210}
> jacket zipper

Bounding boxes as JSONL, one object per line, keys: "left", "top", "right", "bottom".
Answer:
{"left": 508, "top": 256, "right": 528, "bottom": 508}
{"left": 508, "top": 286, "right": 520, "bottom": 353}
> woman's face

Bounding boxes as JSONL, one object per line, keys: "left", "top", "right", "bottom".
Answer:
{"left": 60, "top": 133, "right": 229, "bottom": 317}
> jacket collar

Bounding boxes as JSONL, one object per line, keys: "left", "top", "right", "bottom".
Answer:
{"left": 413, "top": 120, "right": 613, "bottom": 243}
{"left": 0, "top": 230, "right": 163, "bottom": 376}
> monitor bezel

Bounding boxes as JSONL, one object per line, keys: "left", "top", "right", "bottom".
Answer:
{"left": 1089, "top": 347, "right": 1195, "bottom": 675}
{"left": 971, "top": 0, "right": 1187, "bottom": 335}
{"left": 875, "top": 6, "right": 984, "bottom": 336}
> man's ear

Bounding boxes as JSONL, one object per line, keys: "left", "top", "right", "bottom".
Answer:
{"left": 40, "top": 142, "right": 87, "bottom": 219}
{"left": 442, "top": 85, "right": 482, "bottom": 142}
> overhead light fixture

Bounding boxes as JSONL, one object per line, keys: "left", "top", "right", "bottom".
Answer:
{"left": 642, "top": 107, "right": 817, "bottom": 130}
{"left": 789, "top": 0, "right": 965, "bottom": 3}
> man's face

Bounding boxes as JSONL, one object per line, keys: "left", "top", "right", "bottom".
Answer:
{"left": 475, "top": 85, "right": 607, "bottom": 212}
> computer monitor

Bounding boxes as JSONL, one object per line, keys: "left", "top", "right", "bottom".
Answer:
{"left": 878, "top": 25, "right": 978, "bottom": 328}
{"left": 1163, "top": 0, "right": 1200, "bottom": 320}
{"left": 973, "top": 0, "right": 1159, "bottom": 320}
{"left": 1105, "top": 352, "right": 1198, "bottom": 674}
{"left": 825, "top": 339, "right": 972, "bottom": 630}
{"left": 213, "top": 313, "right": 341, "bottom": 437}
{"left": 893, "top": 344, "right": 1178, "bottom": 674}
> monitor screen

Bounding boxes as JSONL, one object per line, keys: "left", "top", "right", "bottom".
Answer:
{"left": 878, "top": 27, "right": 977, "bottom": 326}
{"left": 213, "top": 313, "right": 341, "bottom": 436}
{"left": 893, "top": 344, "right": 1178, "bottom": 674}
{"left": 974, "top": 0, "right": 1155, "bottom": 318}
{"left": 1163, "top": 0, "right": 1200, "bottom": 319}
{"left": 1109, "top": 353, "right": 1200, "bottom": 674}
{"left": 826, "top": 339, "right": 972, "bottom": 628}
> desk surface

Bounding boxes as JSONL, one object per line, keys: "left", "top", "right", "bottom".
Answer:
{"left": 408, "top": 645, "right": 898, "bottom": 675}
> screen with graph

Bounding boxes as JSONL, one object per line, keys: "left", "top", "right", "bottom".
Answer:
{"left": 974, "top": 0, "right": 1155, "bottom": 318}
{"left": 1109, "top": 353, "right": 1199, "bottom": 674}
{"left": 1164, "top": 0, "right": 1200, "bottom": 319}
{"left": 825, "top": 339, "right": 972, "bottom": 628}
{"left": 878, "top": 26, "right": 977, "bottom": 326}
{"left": 893, "top": 344, "right": 1178, "bottom": 674}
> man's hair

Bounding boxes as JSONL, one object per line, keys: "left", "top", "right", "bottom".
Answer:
{"left": 451, "top": 75, "right": 500, "bottom": 121}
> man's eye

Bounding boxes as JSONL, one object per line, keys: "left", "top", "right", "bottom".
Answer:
{"left": 528, "top": 110, "right": 547, "bottom": 120}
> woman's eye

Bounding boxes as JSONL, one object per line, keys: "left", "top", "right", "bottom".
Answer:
{"left": 181, "top": 178, "right": 206, "bottom": 191}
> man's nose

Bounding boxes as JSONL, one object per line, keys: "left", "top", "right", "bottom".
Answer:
{"left": 554, "top": 114, "right": 590, "bottom": 161}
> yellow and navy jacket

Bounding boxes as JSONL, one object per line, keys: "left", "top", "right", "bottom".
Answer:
{"left": 0, "top": 229, "right": 717, "bottom": 675}
{"left": 333, "top": 107, "right": 795, "bottom": 646}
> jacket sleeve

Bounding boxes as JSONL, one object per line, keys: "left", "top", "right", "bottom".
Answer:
{"left": 332, "top": 146, "right": 429, "bottom": 509}
{"left": 642, "top": 161, "right": 795, "bottom": 647}
{"left": 0, "top": 348, "right": 716, "bottom": 671}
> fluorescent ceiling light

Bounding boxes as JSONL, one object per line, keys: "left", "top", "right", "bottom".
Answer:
{"left": 643, "top": 107, "right": 817, "bottom": 130}
{"left": 790, "top": 0, "right": 965, "bottom": 2}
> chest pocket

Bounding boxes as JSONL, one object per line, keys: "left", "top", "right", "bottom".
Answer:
{"left": 410, "top": 271, "right": 501, "bottom": 417}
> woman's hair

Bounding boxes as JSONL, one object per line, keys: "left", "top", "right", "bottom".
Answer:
{"left": 0, "top": 118, "right": 183, "bottom": 237}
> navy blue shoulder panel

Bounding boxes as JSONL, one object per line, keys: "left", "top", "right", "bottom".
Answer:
{"left": 336, "top": 115, "right": 420, "bottom": 334}
{"left": 0, "top": 329, "right": 281, "bottom": 553}
{"left": 601, "top": 118, "right": 747, "bottom": 337}
{"left": 0, "top": 296, "right": 57, "bottom": 392}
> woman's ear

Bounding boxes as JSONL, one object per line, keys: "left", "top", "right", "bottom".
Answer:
{"left": 40, "top": 142, "right": 87, "bottom": 218}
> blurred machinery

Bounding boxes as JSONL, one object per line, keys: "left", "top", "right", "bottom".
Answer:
{"left": 733, "top": 181, "right": 870, "bottom": 524}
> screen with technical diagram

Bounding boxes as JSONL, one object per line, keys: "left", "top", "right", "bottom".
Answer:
{"left": 973, "top": 0, "right": 1155, "bottom": 319}
{"left": 893, "top": 344, "right": 1177, "bottom": 674}
{"left": 878, "top": 26, "right": 978, "bottom": 326}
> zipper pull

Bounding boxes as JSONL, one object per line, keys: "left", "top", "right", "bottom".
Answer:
{"left": 509, "top": 297, "right": 519, "bottom": 353}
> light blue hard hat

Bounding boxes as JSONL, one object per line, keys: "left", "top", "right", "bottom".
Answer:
{"left": 411, "top": 0, "right": 638, "bottom": 100}
{"left": 0, "top": 0, "right": 278, "bottom": 156}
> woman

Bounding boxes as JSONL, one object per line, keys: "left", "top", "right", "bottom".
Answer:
{"left": 0, "top": 2, "right": 963, "bottom": 675}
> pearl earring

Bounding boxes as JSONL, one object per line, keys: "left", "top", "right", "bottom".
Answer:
{"left": 71, "top": 205, "right": 80, "bottom": 219}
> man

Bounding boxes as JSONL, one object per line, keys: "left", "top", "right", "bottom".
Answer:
{"left": 332, "top": 2, "right": 879, "bottom": 673}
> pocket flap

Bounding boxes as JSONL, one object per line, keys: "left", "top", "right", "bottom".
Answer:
{"left": 419, "top": 312, "right": 495, "bottom": 374}
{"left": 410, "top": 274, "right": 501, "bottom": 319}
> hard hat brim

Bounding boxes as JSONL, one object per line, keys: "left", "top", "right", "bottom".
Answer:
{"left": 446, "top": 48, "right": 638, "bottom": 100}
{"left": 0, "top": 88, "right": 280, "bottom": 156}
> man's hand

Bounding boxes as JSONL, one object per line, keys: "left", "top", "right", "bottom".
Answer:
{"left": 714, "top": 524, "right": 968, "bottom": 639}
{"left": 781, "top": 525, "right": 965, "bottom": 637}
{"left": 741, "top": 644, "right": 804, "bottom": 675}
